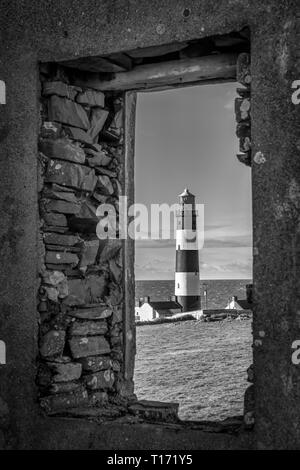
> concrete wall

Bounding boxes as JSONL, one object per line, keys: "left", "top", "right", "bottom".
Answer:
{"left": 0, "top": 0, "right": 299, "bottom": 449}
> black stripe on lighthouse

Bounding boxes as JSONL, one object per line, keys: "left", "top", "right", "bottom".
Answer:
{"left": 176, "top": 250, "right": 199, "bottom": 272}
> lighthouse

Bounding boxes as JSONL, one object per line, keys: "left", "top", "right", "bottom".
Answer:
{"left": 175, "top": 188, "right": 201, "bottom": 312}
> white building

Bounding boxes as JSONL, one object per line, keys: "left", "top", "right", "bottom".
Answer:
{"left": 225, "top": 296, "right": 251, "bottom": 310}
{"left": 135, "top": 296, "right": 182, "bottom": 322}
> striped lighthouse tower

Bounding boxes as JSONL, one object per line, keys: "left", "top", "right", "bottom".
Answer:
{"left": 175, "top": 188, "right": 201, "bottom": 312}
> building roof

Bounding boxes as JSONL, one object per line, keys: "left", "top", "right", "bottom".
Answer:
{"left": 236, "top": 299, "right": 252, "bottom": 310}
{"left": 225, "top": 298, "right": 252, "bottom": 310}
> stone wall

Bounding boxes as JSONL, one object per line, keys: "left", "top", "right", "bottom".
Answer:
{"left": 37, "top": 64, "right": 128, "bottom": 415}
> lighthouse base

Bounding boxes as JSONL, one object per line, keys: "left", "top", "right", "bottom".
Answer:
{"left": 177, "top": 296, "right": 201, "bottom": 313}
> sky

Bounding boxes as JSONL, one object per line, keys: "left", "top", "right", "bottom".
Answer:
{"left": 134, "top": 82, "right": 252, "bottom": 280}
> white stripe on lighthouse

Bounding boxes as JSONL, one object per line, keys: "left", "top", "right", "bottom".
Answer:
{"left": 175, "top": 272, "right": 200, "bottom": 296}
{"left": 176, "top": 229, "right": 198, "bottom": 250}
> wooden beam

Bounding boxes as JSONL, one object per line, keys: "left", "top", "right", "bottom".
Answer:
{"left": 123, "top": 91, "right": 137, "bottom": 395}
{"left": 73, "top": 53, "right": 238, "bottom": 91}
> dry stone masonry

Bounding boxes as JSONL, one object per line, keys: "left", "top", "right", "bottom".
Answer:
{"left": 235, "top": 53, "right": 251, "bottom": 167}
{"left": 37, "top": 63, "right": 128, "bottom": 416}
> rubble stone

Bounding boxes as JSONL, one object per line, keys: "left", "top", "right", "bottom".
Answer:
{"left": 239, "top": 136, "right": 251, "bottom": 153}
{"left": 68, "top": 320, "right": 108, "bottom": 336}
{"left": 62, "top": 126, "right": 94, "bottom": 145}
{"left": 39, "top": 330, "right": 66, "bottom": 358}
{"left": 42, "top": 270, "right": 66, "bottom": 286}
{"left": 44, "top": 199, "right": 81, "bottom": 214}
{"left": 85, "top": 147, "right": 112, "bottom": 168}
{"left": 237, "top": 152, "right": 251, "bottom": 167}
{"left": 237, "top": 53, "right": 251, "bottom": 87}
{"left": 39, "top": 138, "right": 86, "bottom": 164}
{"left": 97, "top": 175, "right": 114, "bottom": 195}
{"left": 48, "top": 95, "right": 90, "bottom": 130}
{"left": 79, "top": 240, "right": 99, "bottom": 268}
{"left": 43, "top": 81, "right": 80, "bottom": 101}
{"left": 43, "top": 212, "right": 68, "bottom": 226}
{"left": 76, "top": 90, "right": 105, "bottom": 107}
{"left": 109, "top": 259, "right": 122, "bottom": 283}
{"left": 78, "top": 355, "right": 113, "bottom": 372}
{"left": 63, "top": 275, "right": 107, "bottom": 306}
{"left": 44, "top": 286, "right": 59, "bottom": 302}
{"left": 38, "top": 68, "right": 126, "bottom": 415}
{"left": 244, "top": 384, "right": 255, "bottom": 428}
{"left": 128, "top": 400, "right": 179, "bottom": 423}
{"left": 69, "top": 336, "right": 111, "bottom": 358}
{"left": 46, "top": 361, "right": 82, "bottom": 382}
{"left": 247, "top": 364, "right": 254, "bottom": 383}
{"left": 40, "top": 388, "right": 89, "bottom": 413}
{"left": 45, "top": 159, "right": 97, "bottom": 192}
{"left": 45, "top": 251, "right": 79, "bottom": 266}
{"left": 44, "top": 233, "right": 80, "bottom": 247}
{"left": 235, "top": 97, "right": 250, "bottom": 122}
{"left": 41, "top": 121, "right": 62, "bottom": 139}
{"left": 83, "top": 369, "right": 114, "bottom": 390}
{"left": 111, "top": 308, "right": 123, "bottom": 325}
{"left": 88, "top": 107, "right": 109, "bottom": 141}
{"left": 88, "top": 391, "right": 108, "bottom": 406}
{"left": 49, "top": 381, "right": 83, "bottom": 394}
{"left": 98, "top": 239, "right": 122, "bottom": 262}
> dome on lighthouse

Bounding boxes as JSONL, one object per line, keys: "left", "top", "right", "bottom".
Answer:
{"left": 178, "top": 188, "right": 195, "bottom": 204}
{"left": 179, "top": 188, "right": 194, "bottom": 198}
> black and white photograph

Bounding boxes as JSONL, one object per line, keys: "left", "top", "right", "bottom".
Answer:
{"left": 0, "top": 0, "right": 299, "bottom": 456}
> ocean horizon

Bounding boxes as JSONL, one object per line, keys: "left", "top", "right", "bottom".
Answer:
{"left": 135, "top": 279, "right": 252, "bottom": 310}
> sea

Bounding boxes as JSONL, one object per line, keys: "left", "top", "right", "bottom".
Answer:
{"left": 134, "top": 279, "right": 253, "bottom": 421}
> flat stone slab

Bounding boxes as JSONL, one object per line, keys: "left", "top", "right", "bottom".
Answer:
{"left": 45, "top": 159, "right": 97, "bottom": 192}
{"left": 40, "top": 388, "right": 89, "bottom": 413}
{"left": 128, "top": 400, "right": 179, "bottom": 423}
{"left": 39, "top": 138, "right": 86, "bottom": 164}
{"left": 45, "top": 251, "right": 79, "bottom": 266}
{"left": 43, "top": 81, "right": 81, "bottom": 101}
{"left": 63, "top": 276, "right": 107, "bottom": 306}
{"left": 78, "top": 355, "right": 113, "bottom": 372}
{"left": 44, "top": 199, "right": 81, "bottom": 214}
{"left": 44, "top": 233, "right": 80, "bottom": 246}
{"left": 68, "top": 320, "right": 108, "bottom": 336}
{"left": 49, "top": 381, "right": 84, "bottom": 395}
{"left": 67, "top": 306, "right": 113, "bottom": 320}
{"left": 43, "top": 188, "right": 78, "bottom": 203}
{"left": 69, "top": 336, "right": 111, "bottom": 358}
{"left": 48, "top": 95, "right": 90, "bottom": 130}
{"left": 43, "top": 212, "right": 68, "bottom": 226}
{"left": 83, "top": 369, "right": 115, "bottom": 390}
{"left": 63, "top": 126, "right": 94, "bottom": 145}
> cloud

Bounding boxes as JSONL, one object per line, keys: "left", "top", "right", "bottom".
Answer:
{"left": 135, "top": 233, "right": 251, "bottom": 249}
{"left": 203, "top": 234, "right": 252, "bottom": 248}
